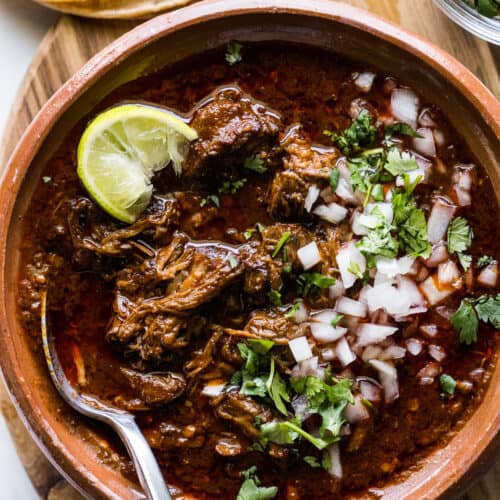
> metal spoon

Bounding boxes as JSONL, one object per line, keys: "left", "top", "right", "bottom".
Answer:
{"left": 40, "top": 290, "right": 171, "bottom": 500}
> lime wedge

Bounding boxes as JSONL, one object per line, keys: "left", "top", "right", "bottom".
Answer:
{"left": 77, "top": 104, "right": 197, "bottom": 224}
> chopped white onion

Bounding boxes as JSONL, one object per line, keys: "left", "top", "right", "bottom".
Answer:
{"left": 201, "top": 383, "right": 226, "bottom": 397}
{"left": 396, "top": 166, "right": 427, "bottom": 187}
{"left": 304, "top": 185, "right": 320, "bottom": 212}
{"left": 359, "top": 378, "right": 382, "bottom": 402}
{"left": 313, "top": 203, "right": 348, "bottom": 224}
{"left": 345, "top": 395, "right": 370, "bottom": 423}
{"left": 454, "top": 186, "right": 472, "bottom": 207}
{"left": 478, "top": 262, "right": 498, "bottom": 288}
{"left": 335, "top": 177, "right": 357, "bottom": 203}
{"left": 438, "top": 260, "right": 460, "bottom": 286}
{"left": 337, "top": 241, "right": 366, "bottom": 289}
{"left": 309, "top": 323, "right": 347, "bottom": 344}
{"left": 329, "top": 279, "right": 345, "bottom": 299}
{"left": 327, "top": 444, "right": 342, "bottom": 478}
{"left": 420, "top": 323, "right": 439, "bottom": 338}
{"left": 417, "top": 362, "right": 441, "bottom": 379}
{"left": 310, "top": 309, "right": 339, "bottom": 325}
{"left": 413, "top": 127, "right": 436, "bottom": 157}
{"left": 367, "top": 202, "right": 394, "bottom": 224}
{"left": 428, "top": 344, "right": 446, "bottom": 362}
{"left": 426, "top": 242, "right": 449, "bottom": 267}
{"left": 298, "top": 241, "right": 321, "bottom": 270}
{"left": 320, "top": 347, "right": 336, "bottom": 361}
{"left": 336, "top": 337, "right": 357, "bottom": 367}
{"left": 336, "top": 297, "right": 367, "bottom": 317}
{"left": 427, "top": 197, "right": 457, "bottom": 244}
{"left": 380, "top": 345, "right": 406, "bottom": 360}
{"left": 352, "top": 211, "right": 369, "bottom": 236}
{"left": 357, "top": 323, "right": 398, "bottom": 346}
{"left": 289, "top": 301, "right": 308, "bottom": 324}
{"left": 375, "top": 256, "right": 414, "bottom": 278}
{"left": 288, "top": 337, "right": 313, "bottom": 363}
{"left": 418, "top": 108, "right": 436, "bottom": 128}
{"left": 354, "top": 72, "right": 376, "bottom": 92}
{"left": 369, "top": 359, "right": 399, "bottom": 403}
{"left": 361, "top": 345, "right": 382, "bottom": 362}
{"left": 406, "top": 338, "right": 423, "bottom": 356}
{"left": 291, "top": 356, "right": 325, "bottom": 380}
{"left": 420, "top": 275, "right": 455, "bottom": 306}
{"left": 291, "top": 394, "right": 311, "bottom": 422}
{"left": 391, "top": 88, "right": 419, "bottom": 127}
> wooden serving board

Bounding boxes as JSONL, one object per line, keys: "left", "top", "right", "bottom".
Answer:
{"left": 0, "top": 1, "right": 498, "bottom": 498}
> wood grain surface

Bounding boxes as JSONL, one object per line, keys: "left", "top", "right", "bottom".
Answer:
{"left": 0, "top": 1, "right": 498, "bottom": 498}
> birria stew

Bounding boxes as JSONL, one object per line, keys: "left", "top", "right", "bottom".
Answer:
{"left": 18, "top": 43, "right": 499, "bottom": 499}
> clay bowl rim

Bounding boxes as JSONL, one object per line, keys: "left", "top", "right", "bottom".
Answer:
{"left": 0, "top": 0, "right": 499, "bottom": 498}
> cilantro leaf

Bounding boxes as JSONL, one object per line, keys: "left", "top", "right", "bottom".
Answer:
{"left": 304, "top": 456, "right": 321, "bottom": 468}
{"left": 244, "top": 155, "right": 267, "bottom": 174}
{"left": 392, "top": 189, "right": 431, "bottom": 258}
{"left": 447, "top": 217, "right": 473, "bottom": 254}
{"left": 248, "top": 338, "right": 275, "bottom": 354}
{"left": 356, "top": 206, "right": 399, "bottom": 259}
{"left": 457, "top": 252, "right": 472, "bottom": 271}
{"left": 285, "top": 302, "right": 301, "bottom": 319}
{"left": 329, "top": 168, "right": 340, "bottom": 191}
{"left": 384, "top": 122, "right": 422, "bottom": 139}
{"left": 219, "top": 178, "right": 247, "bottom": 194}
{"left": 266, "top": 358, "right": 290, "bottom": 416}
{"left": 268, "top": 289, "right": 283, "bottom": 306}
{"left": 451, "top": 299, "right": 479, "bottom": 345}
{"left": 474, "top": 294, "right": 500, "bottom": 329}
{"left": 226, "top": 41, "right": 243, "bottom": 65}
{"left": 477, "top": 255, "right": 494, "bottom": 268}
{"left": 272, "top": 231, "right": 291, "bottom": 258}
{"left": 200, "top": 194, "right": 220, "bottom": 208}
{"left": 474, "top": 0, "right": 500, "bottom": 17}
{"left": 331, "top": 314, "right": 343, "bottom": 327}
{"left": 260, "top": 420, "right": 333, "bottom": 450}
{"left": 236, "top": 467, "right": 277, "bottom": 500}
{"left": 324, "top": 109, "right": 377, "bottom": 155}
{"left": 384, "top": 148, "right": 419, "bottom": 176}
{"left": 296, "top": 272, "right": 335, "bottom": 297}
{"left": 318, "top": 401, "right": 348, "bottom": 438}
{"left": 439, "top": 374, "right": 456, "bottom": 397}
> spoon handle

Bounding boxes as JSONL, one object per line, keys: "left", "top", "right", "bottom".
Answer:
{"left": 110, "top": 415, "right": 171, "bottom": 500}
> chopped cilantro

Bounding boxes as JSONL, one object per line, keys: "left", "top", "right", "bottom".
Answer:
{"left": 330, "top": 314, "right": 343, "bottom": 327}
{"left": 356, "top": 206, "right": 399, "bottom": 259}
{"left": 284, "top": 302, "right": 301, "bottom": 319}
{"left": 244, "top": 155, "right": 267, "bottom": 174}
{"left": 200, "top": 194, "right": 220, "bottom": 208}
{"left": 324, "top": 109, "right": 378, "bottom": 155}
{"left": 383, "top": 148, "right": 419, "bottom": 176}
{"left": 244, "top": 228, "right": 256, "bottom": 240}
{"left": 392, "top": 187, "right": 431, "bottom": 258}
{"left": 384, "top": 122, "right": 422, "bottom": 139}
{"left": 474, "top": 294, "right": 500, "bottom": 328}
{"left": 272, "top": 231, "right": 291, "bottom": 258}
{"left": 268, "top": 289, "right": 283, "bottom": 306}
{"left": 329, "top": 168, "right": 340, "bottom": 191}
{"left": 233, "top": 340, "right": 289, "bottom": 416}
{"left": 451, "top": 294, "right": 500, "bottom": 345}
{"left": 457, "top": 253, "right": 472, "bottom": 271}
{"left": 219, "top": 178, "right": 247, "bottom": 194}
{"left": 371, "top": 183, "right": 384, "bottom": 201}
{"left": 225, "top": 41, "right": 243, "bottom": 66}
{"left": 266, "top": 358, "right": 290, "bottom": 415}
{"left": 439, "top": 374, "right": 456, "bottom": 397}
{"left": 347, "top": 261, "right": 364, "bottom": 279}
{"left": 297, "top": 272, "right": 335, "bottom": 297}
{"left": 303, "top": 456, "right": 321, "bottom": 468}
{"left": 228, "top": 255, "right": 239, "bottom": 269}
{"left": 260, "top": 420, "right": 331, "bottom": 450}
{"left": 447, "top": 217, "right": 473, "bottom": 254}
{"left": 42, "top": 176, "right": 52, "bottom": 184}
{"left": 477, "top": 255, "right": 494, "bottom": 268}
{"left": 236, "top": 466, "right": 277, "bottom": 500}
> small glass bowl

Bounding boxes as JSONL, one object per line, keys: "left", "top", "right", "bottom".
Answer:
{"left": 433, "top": 0, "right": 500, "bottom": 45}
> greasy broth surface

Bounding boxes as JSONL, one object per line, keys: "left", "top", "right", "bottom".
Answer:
{"left": 18, "top": 45, "right": 499, "bottom": 498}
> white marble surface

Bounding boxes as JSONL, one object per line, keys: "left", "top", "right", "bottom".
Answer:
{"left": 0, "top": 2, "right": 58, "bottom": 498}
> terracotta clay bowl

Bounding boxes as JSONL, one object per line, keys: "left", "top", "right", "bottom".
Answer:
{"left": 0, "top": 1, "right": 499, "bottom": 498}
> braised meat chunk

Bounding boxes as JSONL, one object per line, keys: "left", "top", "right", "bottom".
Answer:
{"left": 183, "top": 87, "right": 282, "bottom": 178}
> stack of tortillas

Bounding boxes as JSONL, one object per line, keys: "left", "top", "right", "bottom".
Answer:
{"left": 34, "top": 0, "right": 198, "bottom": 19}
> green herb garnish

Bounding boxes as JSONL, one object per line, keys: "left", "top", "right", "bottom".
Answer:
{"left": 244, "top": 155, "right": 267, "bottom": 174}
{"left": 226, "top": 41, "right": 243, "bottom": 65}
{"left": 236, "top": 466, "right": 277, "bottom": 500}
{"left": 297, "top": 272, "right": 335, "bottom": 297}
{"left": 272, "top": 231, "right": 291, "bottom": 258}
{"left": 439, "top": 374, "right": 457, "bottom": 397}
